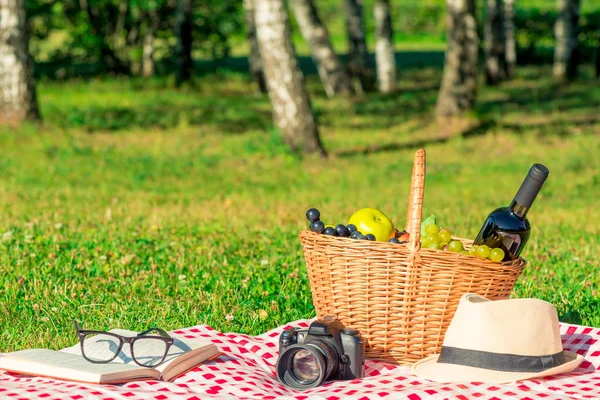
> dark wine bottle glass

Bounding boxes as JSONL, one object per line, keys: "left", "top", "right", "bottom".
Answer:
{"left": 473, "top": 164, "right": 549, "bottom": 261}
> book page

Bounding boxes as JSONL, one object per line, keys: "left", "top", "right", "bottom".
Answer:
{"left": 0, "top": 349, "right": 159, "bottom": 384}
{"left": 158, "top": 346, "right": 221, "bottom": 381}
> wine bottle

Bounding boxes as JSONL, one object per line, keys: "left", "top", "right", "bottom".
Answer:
{"left": 473, "top": 164, "right": 549, "bottom": 261}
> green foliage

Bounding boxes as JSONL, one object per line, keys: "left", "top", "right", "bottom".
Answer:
{"left": 30, "top": 0, "right": 600, "bottom": 79}
{"left": 515, "top": 9, "right": 600, "bottom": 64}
{"left": 1, "top": 65, "right": 600, "bottom": 350}
{"left": 195, "top": 0, "right": 244, "bottom": 60}
{"left": 28, "top": 0, "right": 245, "bottom": 76}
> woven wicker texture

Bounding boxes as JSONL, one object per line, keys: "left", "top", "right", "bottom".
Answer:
{"left": 299, "top": 149, "right": 525, "bottom": 365}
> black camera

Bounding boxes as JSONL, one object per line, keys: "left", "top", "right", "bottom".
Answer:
{"left": 276, "top": 316, "right": 365, "bottom": 389}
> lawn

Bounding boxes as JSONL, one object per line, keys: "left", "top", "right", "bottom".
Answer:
{"left": 1, "top": 63, "right": 599, "bottom": 352}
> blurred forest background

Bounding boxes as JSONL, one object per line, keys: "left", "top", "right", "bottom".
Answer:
{"left": 1, "top": 0, "right": 600, "bottom": 348}
{"left": 2, "top": 0, "right": 600, "bottom": 150}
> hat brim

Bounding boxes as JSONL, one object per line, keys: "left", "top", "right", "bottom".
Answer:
{"left": 411, "top": 351, "right": 583, "bottom": 384}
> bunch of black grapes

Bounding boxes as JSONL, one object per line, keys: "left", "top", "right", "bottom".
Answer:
{"left": 306, "top": 208, "right": 396, "bottom": 242}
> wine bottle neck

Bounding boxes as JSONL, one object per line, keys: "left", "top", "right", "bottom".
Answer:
{"left": 509, "top": 200, "right": 529, "bottom": 219}
{"left": 513, "top": 164, "right": 549, "bottom": 211}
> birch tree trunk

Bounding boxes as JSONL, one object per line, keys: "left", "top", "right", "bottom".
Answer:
{"left": 141, "top": 31, "right": 155, "bottom": 77}
{"left": 343, "top": 0, "right": 376, "bottom": 93}
{"left": 553, "top": 0, "right": 581, "bottom": 82}
{"left": 255, "top": 0, "right": 326, "bottom": 156}
{"left": 436, "top": 0, "right": 478, "bottom": 117}
{"left": 503, "top": 0, "right": 516, "bottom": 79}
{"left": 244, "top": 0, "right": 267, "bottom": 93}
{"left": 374, "top": 0, "right": 396, "bottom": 93}
{"left": 0, "top": 0, "right": 40, "bottom": 124}
{"left": 141, "top": 10, "right": 158, "bottom": 77}
{"left": 291, "top": 0, "right": 353, "bottom": 97}
{"left": 175, "top": 0, "right": 193, "bottom": 85}
{"left": 484, "top": 0, "right": 507, "bottom": 85}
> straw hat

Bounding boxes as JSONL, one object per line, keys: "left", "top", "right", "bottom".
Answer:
{"left": 411, "top": 293, "right": 583, "bottom": 383}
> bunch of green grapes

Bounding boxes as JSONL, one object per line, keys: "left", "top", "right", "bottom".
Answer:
{"left": 466, "top": 244, "right": 505, "bottom": 263}
{"left": 421, "top": 224, "right": 505, "bottom": 263}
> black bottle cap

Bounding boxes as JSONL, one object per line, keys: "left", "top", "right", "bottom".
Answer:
{"left": 528, "top": 164, "right": 549, "bottom": 182}
{"left": 514, "top": 164, "right": 549, "bottom": 208}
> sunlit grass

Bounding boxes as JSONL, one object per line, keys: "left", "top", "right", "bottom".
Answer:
{"left": 0, "top": 64, "right": 599, "bottom": 352}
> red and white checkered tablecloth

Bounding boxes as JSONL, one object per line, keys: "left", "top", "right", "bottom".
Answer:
{"left": 1, "top": 320, "right": 599, "bottom": 399}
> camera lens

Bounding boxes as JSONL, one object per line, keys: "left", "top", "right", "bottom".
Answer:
{"left": 276, "top": 339, "right": 339, "bottom": 389}
{"left": 291, "top": 349, "right": 320, "bottom": 384}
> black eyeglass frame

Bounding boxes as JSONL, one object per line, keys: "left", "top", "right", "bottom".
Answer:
{"left": 74, "top": 320, "right": 175, "bottom": 367}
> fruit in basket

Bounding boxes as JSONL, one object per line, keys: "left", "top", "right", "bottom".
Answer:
{"left": 420, "top": 214, "right": 436, "bottom": 234}
{"left": 468, "top": 245, "right": 479, "bottom": 255}
{"left": 336, "top": 224, "right": 350, "bottom": 237}
{"left": 426, "top": 232, "right": 441, "bottom": 243}
{"left": 306, "top": 208, "right": 320, "bottom": 222}
{"left": 438, "top": 228, "right": 452, "bottom": 243}
{"left": 310, "top": 220, "right": 325, "bottom": 233}
{"left": 347, "top": 224, "right": 357, "bottom": 233}
{"left": 350, "top": 230, "right": 362, "bottom": 239}
{"left": 490, "top": 248, "right": 505, "bottom": 262}
{"left": 365, "top": 234, "right": 376, "bottom": 241}
{"left": 476, "top": 245, "right": 491, "bottom": 259}
{"left": 348, "top": 208, "right": 395, "bottom": 242}
{"left": 448, "top": 240, "right": 464, "bottom": 252}
{"left": 396, "top": 230, "right": 410, "bottom": 242}
{"left": 426, "top": 241, "right": 440, "bottom": 249}
{"left": 388, "top": 238, "right": 401, "bottom": 244}
{"left": 323, "top": 227, "right": 337, "bottom": 236}
{"left": 424, "top": 224, "right": 439, "bottom": 235}
{"left": 420, "top": 237, "right": 431, "bottom": 247}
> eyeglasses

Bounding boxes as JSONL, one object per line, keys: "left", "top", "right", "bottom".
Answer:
{"left": 74, "top": 320, "right": 175, "bottom": 367}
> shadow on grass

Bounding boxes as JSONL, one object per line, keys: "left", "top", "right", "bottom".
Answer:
{"left": 478, "top": 83, "right": 600, "bottom": 116}
{"left": 334, "top": 110, "right": 600, "bottom": 158}
{"left": 334, "top": 119, "right": 495, "bottom": 157}
{"left": 46, "top": 103, "right": 272, "bottom": 133}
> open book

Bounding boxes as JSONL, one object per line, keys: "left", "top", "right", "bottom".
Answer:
{"left": 0, "top": 329, "right": 221, "bottom": 384}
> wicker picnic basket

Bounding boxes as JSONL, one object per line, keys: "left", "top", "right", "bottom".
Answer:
{"left": 298, "top": 149, "right": 526, "bottom": 365}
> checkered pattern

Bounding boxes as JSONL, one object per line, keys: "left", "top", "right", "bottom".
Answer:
{"left": 1, "top": 321, "right": 599, "bottom": 399}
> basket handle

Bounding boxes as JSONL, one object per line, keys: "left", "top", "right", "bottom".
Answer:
{"left": 406, "top": 149, "right": 425, "bottom": 252}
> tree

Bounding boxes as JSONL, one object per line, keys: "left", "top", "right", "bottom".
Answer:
{"left": 553, "top": 0, "right": 581, "bottom": 82}
{"left": 504, "top": 0, "right": 516, "bottom": 79}
{"left": 175, "top": 0, "right": 193, "bottom": 84}
{"left": 436, "top": 0, "right": 478, "bottom": 117}
{"left": 342, "top": 0, "right": 376, "bottom": 93}
{"left": 141, "top": 6, "right": 160, "bottom": 77}
{"left": 0, "top": 0, "right": 41, "bottom": 124}
{"left": 374, "top": 0, "right": 396, "bottom": 93}
{"left": 244, "top": 0, "right": 267, "bottom": 93}
{"left": 291, "top": 0, "right": 353, "bottom": 97}
{"left": 484, "top": 0, "right": 507, "bottom": 85}
{"left": 255, "top": 0, "right": 326, "bottom": 156}
{"left": 78, "top": 0, "right": 131, "bottom": 74}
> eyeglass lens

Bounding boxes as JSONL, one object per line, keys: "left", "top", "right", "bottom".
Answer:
{"left": 81, "top": 332, "right": 169, "bottom": 367}
{"left": 82, "top": 333, "right": 122, "bottom": 363}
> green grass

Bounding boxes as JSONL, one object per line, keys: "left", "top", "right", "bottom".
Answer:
{"left": 1, "top": 64, "right": 600, "bottom": 352}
